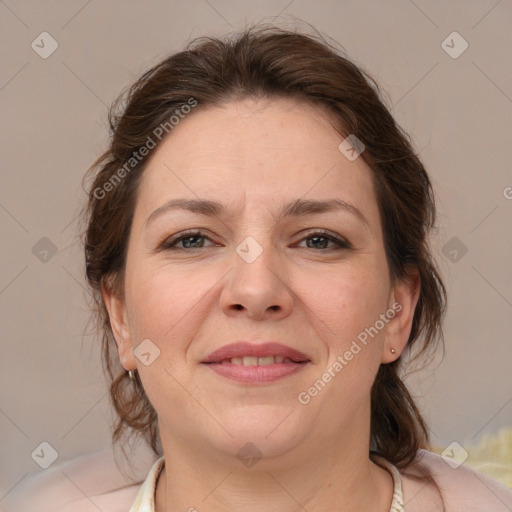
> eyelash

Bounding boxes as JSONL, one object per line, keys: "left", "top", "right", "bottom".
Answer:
{"left": 160, "top": 229, "right": 352, "bottom": 251}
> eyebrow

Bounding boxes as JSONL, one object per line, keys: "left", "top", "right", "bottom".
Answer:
{"left": 144, "top": 197, "right": 369, "bottom": 229}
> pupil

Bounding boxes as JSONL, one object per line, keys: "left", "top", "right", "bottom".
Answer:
{"left": 183, "top": 236, "right": 203, "bottom": 248}
{"left": 308, "top": 236, "right": 327, "bottom": 249}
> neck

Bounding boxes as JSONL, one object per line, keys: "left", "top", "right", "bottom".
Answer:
{"left": 154, "top": 429, "right": 394, "bottom": 512}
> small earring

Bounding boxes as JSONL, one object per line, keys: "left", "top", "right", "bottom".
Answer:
{"left": 390, "top": 348, "right": 396, "bottom": 354}
{"left": 128, "top": 370, "right": 135, "bottom": 381}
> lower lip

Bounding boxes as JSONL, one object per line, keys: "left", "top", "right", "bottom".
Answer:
{"left": 203, "top": 362, "right": 308, "bottom": 383}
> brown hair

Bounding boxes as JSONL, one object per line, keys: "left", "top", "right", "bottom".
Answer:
{"left": 82, "top": 24, "right": 446, "bottom": 469}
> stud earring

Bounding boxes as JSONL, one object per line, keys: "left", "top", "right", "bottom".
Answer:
{"left": 390, "top": 348, "right": 396, "bottom": 354}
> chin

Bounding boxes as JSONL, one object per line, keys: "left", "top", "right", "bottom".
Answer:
{"left": 212, "top": 407, "right": 307, "bottom": 464}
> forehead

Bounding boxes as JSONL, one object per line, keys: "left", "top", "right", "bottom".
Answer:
{"left": 134, "top": 98, "right": 379, "bottom": 224}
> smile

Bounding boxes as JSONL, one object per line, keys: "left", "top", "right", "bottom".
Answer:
{"left": 218, "top": 355, "right": 296, "bottom": 365}
{"left": 201, "top": 341, "right": 311, "bottom": 384}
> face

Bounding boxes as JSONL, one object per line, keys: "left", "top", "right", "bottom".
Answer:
{"left": 104, "top": 97, "right": 418, "bottom": 465}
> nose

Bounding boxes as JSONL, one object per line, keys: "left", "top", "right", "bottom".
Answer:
{"left": 219, "top": 244, "right": 294, "bottom": 321}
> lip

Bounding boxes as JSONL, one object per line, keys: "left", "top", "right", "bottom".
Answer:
{"left": 202, "top": 342, "right": 310, "bottom": 364}
{"left": 201, "top": 341, "right": 311, "bottom": 384}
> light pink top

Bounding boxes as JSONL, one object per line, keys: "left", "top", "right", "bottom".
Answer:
{"left": 4, "top": 448, "right": 512, "bottom": 511}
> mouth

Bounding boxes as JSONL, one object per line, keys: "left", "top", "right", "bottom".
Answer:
{"left": 214, "top": 355, "right": 303, "bottom": 366}
{"left": 201, "top": 342, "right": 311, "bottom": 384}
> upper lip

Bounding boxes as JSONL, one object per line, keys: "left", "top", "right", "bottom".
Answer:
{"left": 202, "top": 342, "right": 310, "bottom": 364}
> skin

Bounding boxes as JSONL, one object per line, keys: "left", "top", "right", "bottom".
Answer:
{"left": 103, "top": 97, "right": 420, "bottom": 512}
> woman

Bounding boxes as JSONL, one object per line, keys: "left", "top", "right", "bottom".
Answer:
{"left": 14, "top": 25, "right": 510, "bottom": 512}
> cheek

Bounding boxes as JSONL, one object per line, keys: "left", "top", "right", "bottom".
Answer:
{"left": 124, "top": 260, "right": 218, "bottom": 349}
{"left": 303, "top": 260, "right": 389, "bottom": 341}
{"left": 304, "top": 271, "right": 387, "bottom": 394}
{"left": 304, "top": 259, "right": 390, "bottom": 401}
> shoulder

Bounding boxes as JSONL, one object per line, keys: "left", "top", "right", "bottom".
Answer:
{"left": 400, "top": 449, "right": 512, "bottom": 512}
{"left": 1, "top": 447, "right": 158, "bottom": 512}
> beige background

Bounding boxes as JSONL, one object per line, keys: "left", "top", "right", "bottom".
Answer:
{"left": 1, "top": 0, "right": 511, "bottom": 498}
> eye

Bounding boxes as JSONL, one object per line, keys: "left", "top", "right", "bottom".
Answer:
{"left": 160, "top": 230, "right": 215, "bottom": 250}
{"left": 297, "top": 230, "right": 351, "bottom": 250}
{"left": 159, "top": 229, "right": 351, "bottom": 252}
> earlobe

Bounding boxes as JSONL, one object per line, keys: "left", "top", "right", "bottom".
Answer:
{"left": 101, "top": 280, "right": 137, "bottom": 371}
{"left": 382, "top": 271, "right": 421, "bottom": 364}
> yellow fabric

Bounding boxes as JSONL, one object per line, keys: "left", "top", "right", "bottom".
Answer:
{"left": 431, "top": 427, "right": 512, "bottom": 488}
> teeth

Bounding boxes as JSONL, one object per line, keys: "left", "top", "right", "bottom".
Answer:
{"left": 220, "top": 355, "right": 296, "bottom": 366}
{"left": 243, "top": 356, "right": 259, "bottom": 366}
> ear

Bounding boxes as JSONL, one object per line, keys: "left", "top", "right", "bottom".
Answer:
{"left": 101, "top": 279, "right": 137, "bottom": 371}
{"left": 381, "top": 268, "right": 421, "bottom": 363}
